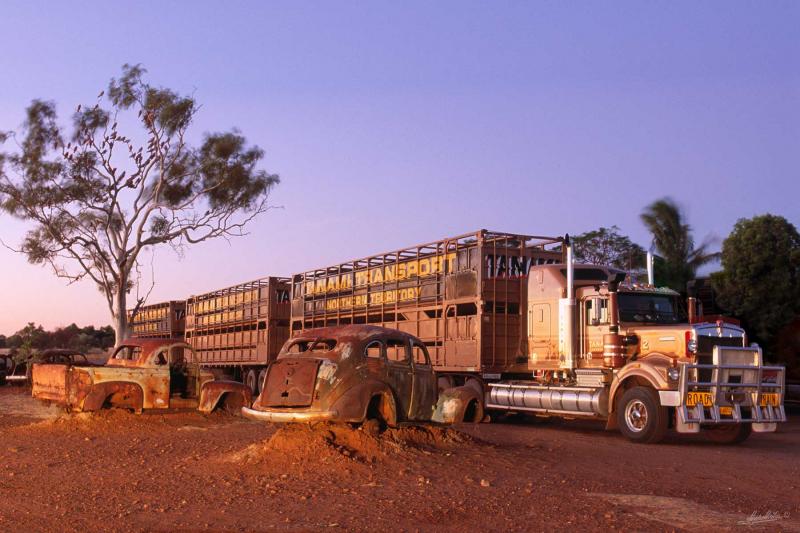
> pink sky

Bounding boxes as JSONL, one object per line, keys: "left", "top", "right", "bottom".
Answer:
{"left": 1, "top": 2, "right": 798, "bottom": 336}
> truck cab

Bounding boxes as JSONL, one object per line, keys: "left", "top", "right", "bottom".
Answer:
{"left": 488, "top": 239, "right": 786, "bottom": 444}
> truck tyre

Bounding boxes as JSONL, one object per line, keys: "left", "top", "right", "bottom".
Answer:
{"left": 257, "top": 368, "right": 268, "bottom": 396}
{"left": 703, "top": 424, "right": 752, "bottom": 445}
{"left": 437, "top": 376, "right": 454, "bottom": 393}
{"left": 617, "top": 386, "right": 668, "bottom": 444}
{"left": 244, "top": 369, "right": 258, "bottom": 396}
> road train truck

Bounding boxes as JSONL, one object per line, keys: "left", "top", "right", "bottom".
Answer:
{"left": 290, "top": 229, "right": 786, "bottom": 443}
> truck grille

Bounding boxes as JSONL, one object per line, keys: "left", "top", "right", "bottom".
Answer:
{"left": 696, "top": 336, "right": 744, "bottom": 382}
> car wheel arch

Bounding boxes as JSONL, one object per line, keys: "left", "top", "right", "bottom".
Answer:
{"left": 364, "top": 389, "right": 398, "bottom": 427}
{"left": 84, "top": 382, "right": 145, "bottom": 413}
{"left": 199, "top": 380, "right": 252, "bottom": 414}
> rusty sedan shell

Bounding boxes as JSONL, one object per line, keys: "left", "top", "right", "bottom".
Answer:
{"left": 243, "top": 325, "right": 441, "bottom": 425}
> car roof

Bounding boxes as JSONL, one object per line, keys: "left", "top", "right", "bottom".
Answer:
{"left": 118, "top": 338, "right": 191, "bottom": 355}
{"left": 290, "top": 325, "right": 417, "bottom": 344}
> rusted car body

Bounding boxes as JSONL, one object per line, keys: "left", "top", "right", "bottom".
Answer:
{"left": 242, "top": 325, "right": 482, "bottom": 425}
{"left": 31, "top": 339, "right": 251, "bottom": 414}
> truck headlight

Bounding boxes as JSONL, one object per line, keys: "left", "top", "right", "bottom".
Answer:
{"left": 667, "top": 367, "right": 680, "bottom": 382}
{"left": 686, "top": 339, "right": 697, "bottom": 354}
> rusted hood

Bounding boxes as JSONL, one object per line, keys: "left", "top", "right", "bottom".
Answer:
{"left": 256, "top": 358, "right": 322, "bottom": 408}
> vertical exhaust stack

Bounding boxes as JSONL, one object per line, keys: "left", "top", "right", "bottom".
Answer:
{"left": 686, "top": 280, "right": 697, "bottom": 324}
{"left": 646, "top": 250, "right": 655, "bottom": 286}
{"left": 559, "top": 235, "right": 577, "bottom": 370}
{"left": 687, "top": 297, "right": 697, "bottom": 323}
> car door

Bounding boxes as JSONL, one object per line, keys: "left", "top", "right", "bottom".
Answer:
{"left": 409, "top": 341, "right": 436, "bottom": 420}
{"left": 385, "top": 337, "right": 413, "bottom": 420}
{"left": 582, "top": 296, "right": 610, "bottom": 364}
{"left": 147, "top": 347, "right": 173, "bottom": 409}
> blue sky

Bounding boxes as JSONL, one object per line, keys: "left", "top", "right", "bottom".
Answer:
{"left": 0, "top": 1, "right": 798, "bottom": 334}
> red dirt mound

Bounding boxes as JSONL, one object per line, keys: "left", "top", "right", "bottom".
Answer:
{"left": 225, "top": 423, "right": 474, "bottom": 466}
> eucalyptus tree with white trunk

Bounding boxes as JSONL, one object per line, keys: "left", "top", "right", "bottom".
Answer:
{"left": 0, "top": 64, "right": 279, "bottom": 345}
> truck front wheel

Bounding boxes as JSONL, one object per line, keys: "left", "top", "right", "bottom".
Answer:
{"left": 617, "top": 386, "right": 668, "bottom": 444}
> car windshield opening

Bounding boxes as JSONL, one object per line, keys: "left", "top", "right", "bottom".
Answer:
{"left": 618, "top": 293, "right": 686, "bottom": 324}
{"left": 113, "top": 346, "right": 142, "bottom": 361}
{"left": 285, "top": 339, "right": 338, "bottom": 355}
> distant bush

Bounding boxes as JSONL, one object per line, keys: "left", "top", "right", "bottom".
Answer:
{"left": 4, "top": 322, "right": 115, "bottom": 353}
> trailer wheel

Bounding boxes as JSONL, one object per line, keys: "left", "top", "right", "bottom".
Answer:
{"left": 617, "top": 386, "right": 668, "bottom": 444}
{"left": 257, "top": 368, "right": 268, "bottom": 395}
{"left": 244, "top": 369, "right": 258, "bottom": 396}
{"left": 437, "top": 376, "right": 454, "bottom": 393}
{"left": 703, "top": 424, "right": 752, "bottom": 445}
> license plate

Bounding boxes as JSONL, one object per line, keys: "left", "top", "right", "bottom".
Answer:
{"left": 719, "top": 406, "right": 733, "bottom": 416}
{"left": 686, "top": 391, "right": 712, "bottom": 407}
{"left": 760, "top": 393, "right": 779, "bottom": 406}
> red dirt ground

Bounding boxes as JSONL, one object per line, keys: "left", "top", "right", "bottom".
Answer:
{"left": 0, "top": 387, "right": 797, "bottom": 532}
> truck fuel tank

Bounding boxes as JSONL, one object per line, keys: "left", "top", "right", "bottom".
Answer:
{"left": 487, "top": 382, "right": 608, "bottom": 417}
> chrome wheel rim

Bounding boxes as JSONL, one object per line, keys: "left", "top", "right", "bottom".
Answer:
{"left": 625, "top": 399, "right": 648, "bottom": 433}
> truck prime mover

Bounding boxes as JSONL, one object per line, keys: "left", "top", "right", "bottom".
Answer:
{"left": 289, "top": 229, "right": 787, "bottom": 443}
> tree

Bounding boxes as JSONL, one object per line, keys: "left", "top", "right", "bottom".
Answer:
{"left": 0, "top": 64, "right": 279, "bottom": 345}
{"left": 640, "top": 198, "right": 718, "bottom": 292}
{"left": 572, "top": 225, "right": 646, "bottom": 270}
{"left": 7, "top": 323, "right": 48, "bottom": 358}
{"left": 3, "top": 322, "right": 116, "bottom": 353}
{"left": 711, "top": 215, "right": 800, "bottom": 366}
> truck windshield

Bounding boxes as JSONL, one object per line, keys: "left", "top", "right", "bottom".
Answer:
{"left": 618, "top": 293, "right": 686, "bottom": 324}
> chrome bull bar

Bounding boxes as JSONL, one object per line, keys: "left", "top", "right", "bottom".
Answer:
{"left": 677, "top": 346, "right": 786, "bottom": 430}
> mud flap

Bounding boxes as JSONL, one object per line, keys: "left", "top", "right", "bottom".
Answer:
{"left": 752, "top": 422, "right": 777, "bottom": 433}
{"left": 674, "top": 414, "right": 700, "bottom": 434}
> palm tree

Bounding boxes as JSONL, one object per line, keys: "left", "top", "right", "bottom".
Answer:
{"left": 640, "top": 198, "right": 719, "bottom": 292}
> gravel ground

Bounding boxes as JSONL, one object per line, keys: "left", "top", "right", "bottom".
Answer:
{"left": 0, "top": 387, "right": 797, "bottom": 532}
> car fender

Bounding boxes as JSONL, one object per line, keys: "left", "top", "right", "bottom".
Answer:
{"left": 433, "top": 385, "right": 483, "bottom": 424}
{"left": 199, "top": 380, "right": 253, "bottom": 414}
{"left": 330, "top": 380, "right": 396, "bottom": 424}
{"left": 82, "top": 381, "right": 145, "bottom": 413}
